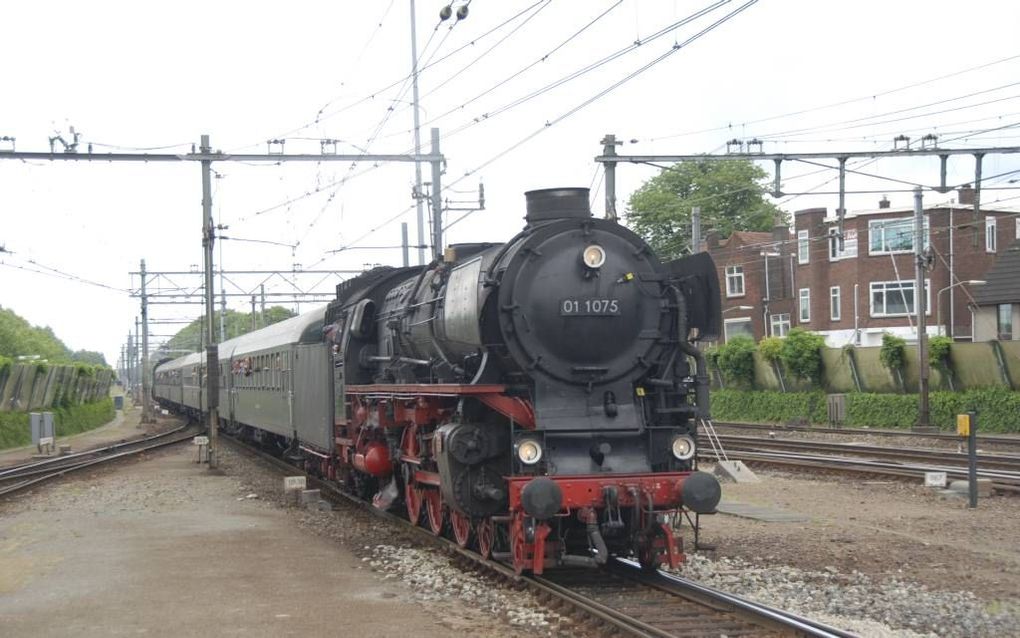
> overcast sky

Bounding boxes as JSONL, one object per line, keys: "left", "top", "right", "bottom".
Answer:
{"left": 3, "top": 0, "right": 1019, "bottom": 366}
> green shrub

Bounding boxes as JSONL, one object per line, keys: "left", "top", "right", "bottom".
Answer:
{"left": 779, "top": 328, "right": 825, "bottom": 382}
{"left": 712, "top": 389, "right": 827, "bottom": 423}
{"left": 879, "top": 333, "right": 907, "bottom": 372}
{"left": 758, "top": 336, "right": 784, "bottom": 363}
{"left": 0, "top": 411, "right": 31, "bottom": 448}
{"left": 717, "top": 336, "right": 756, "bottom": 387}
{"left": 709, "top": 389, "right": 1020, "bottom": 432}
{"left": 928, "top": 335, "right": 952, "bottom": 368}
{"left": 0, "top": 397, "right": 115, "bottom": 450}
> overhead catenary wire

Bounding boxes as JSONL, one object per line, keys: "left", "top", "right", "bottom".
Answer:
{"left": 643, "top": 51, "right": 1020, "bottom": 142}
{"left": 243, "top": 1, "right": 548, "bottom": 151}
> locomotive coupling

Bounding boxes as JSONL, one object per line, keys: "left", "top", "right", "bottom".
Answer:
{"left": 681, "top": 471, "right": 722, "bottom": 514}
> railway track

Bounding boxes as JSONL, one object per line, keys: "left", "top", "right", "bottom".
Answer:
{"left": 702, "top": 433, "right": 1020, "bottom": 493}
{"left": 222, "top": 433, "right": 856, "bottom": 638}
{"left": 0, "top": 425, "right": 197, "bottom": 498}
{"left": 713, "top": 421, "right": 1020, "bottom": 448}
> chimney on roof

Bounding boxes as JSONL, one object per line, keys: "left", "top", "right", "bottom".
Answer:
{"left": 878, "top": 195, "right": 891, "bottom": 209}
{"left": 705, "top": 231, "right": 720, "bottom": 250}
{"left": 772, "top": 222, "right": 789, "bottom": 242}
{"left": 958, "top": 184, "right": 975, "bottom": 206}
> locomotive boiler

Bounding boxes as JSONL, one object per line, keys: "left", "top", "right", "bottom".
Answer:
{"left": 323, "top": 187, "right": 722, "bottom": 573}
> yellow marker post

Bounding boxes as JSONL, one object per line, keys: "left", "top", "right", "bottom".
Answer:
{"left": 957, "top": 411, "right": 978, "bottom": 508}
{"left": 956, "top": 413, "right": 971, "bottom": 437}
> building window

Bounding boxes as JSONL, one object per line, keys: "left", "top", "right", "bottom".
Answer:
{"left": 830, "top": 286, "right": 841, "bottom": 321}
{"left": 724, "top": 317, "right": 754, "bottom": 341}
{"left": 870, "top": 279, "right": 931, "bottom": 317}
{"left": 799, "top": 288, "right": 811, "bottom": 322}
{"left": 1016, "top": 218, "right": 1020, "bottom": 240}
{"left": 828, "top": 227, "right": 858, "bottom": 260}
{"left": 798, "top": 230, "right": 809, "bottom": 264}
{"left": 725, "top": 265, "right": 745, "bottom": 297}
{"left": 986, "top": 216, "right": 997, "bottom": 253}
{"left": 999, "top": 304, "right": 1014, "bottom": 340}
{"left": 868, "top": 217, "right": 928, "bottom": 254}
{"left": 770, "top": 313, "right": 791, "bottom": 337}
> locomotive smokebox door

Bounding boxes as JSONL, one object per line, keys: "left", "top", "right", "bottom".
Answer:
{"left": 498, "top": 189, "right": 671, "bottom": 431}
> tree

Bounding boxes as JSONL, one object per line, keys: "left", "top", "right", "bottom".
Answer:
{"left": 626, "top": 159, "right": 783, "bottom": 259}
{"left": 164, "top": 306, "right": 297, "bottom": 353}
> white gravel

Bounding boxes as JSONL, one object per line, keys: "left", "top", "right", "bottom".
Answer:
{"left": 366, "top": 544, "right": 570, "bottom": 632}
{"left": 676, "top": 553, "right": 1019, "bottom": 638}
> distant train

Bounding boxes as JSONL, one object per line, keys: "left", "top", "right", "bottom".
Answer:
{"left": 154, "top": 187, "right": 722, "bottom": 574}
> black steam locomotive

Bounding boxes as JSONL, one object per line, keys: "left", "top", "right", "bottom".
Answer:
{"left": 323, "top": 187, "right": 722, "bottom": 573}
{"left": 156, "top": 186, "right": 721, "bottom": 574}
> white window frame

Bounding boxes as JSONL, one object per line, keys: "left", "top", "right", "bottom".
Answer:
{"left": 797, "top": 230, "right": 810, "bottom": 264}
{"left": 869, "top": 279, "right": 931, "bottom": 317}
{"left": 725, "top": 265, "right": 745, "bottom": 297}
{"left": 986, "top": 216, "right": 997, "bottom": 253}
{"left": 868, "top": 216, "right": 928, "bottom": 255}
{"left": 723, "top": 317, "right": 754, "bottom": 341}
{"left": 828, "top": 227, "right": 858, "bottom": 261}
{"left": 830, "top": 286, "right": 841, "bottom": 321}
{"left": 799, "top": 288, "right": 811, "bottom": 323}
{"left": 1015, "top": 218, "right": 1020, "bottom": 240}
{"left": 770, "top": 313, "right": 791, "bottom": 337}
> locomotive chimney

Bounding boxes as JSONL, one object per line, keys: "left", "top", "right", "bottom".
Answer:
{"left": 524, "top": 187, "right": 591, "bottom": 224}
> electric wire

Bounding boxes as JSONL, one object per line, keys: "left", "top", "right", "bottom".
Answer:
{"left": 644, "top": 52, "right": 1020, "bottom": 142}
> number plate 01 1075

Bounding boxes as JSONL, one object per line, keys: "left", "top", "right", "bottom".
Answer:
{"left": 560, "top": 298, "right": 621, "bottom": 316}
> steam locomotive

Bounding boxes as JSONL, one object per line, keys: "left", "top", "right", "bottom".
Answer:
{"left": 154, "top": 187, "right": 722, "bottom": 574}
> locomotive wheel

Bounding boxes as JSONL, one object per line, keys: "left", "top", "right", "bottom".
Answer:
{"left": 450, "top": 509, "right": 472, "bottom": 548}
{"left": 476, "top": 518, "right": 494, "bottom": 559}
{"left": 424, "top": 488, "right": 445, "bottom": 535}
{"left": 405, "top": 482, "right": 423, "bottom": 526}
{"left": 638, "top": 528, "right": 666, "bottom": 571}
{"left": 510, "top": 513, "right": 528, "bottom": 575}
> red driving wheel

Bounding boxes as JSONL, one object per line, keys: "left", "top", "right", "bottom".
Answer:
{"left": 405, "top": 480, "right": 422, "bottom": 526}
{"left": 450, "top": 509, "right": 471, "bottom": 548}
{"left": 424, "top": 488, "right": 445, "bottom": 535}
{"left": 510, "top": 513, "right": 528, "bottom": 575}
{"left": 476, "top": 518, "right": 494, "bottom": 559}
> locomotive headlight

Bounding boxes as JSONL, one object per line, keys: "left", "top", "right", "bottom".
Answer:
{"left": 670, "top": 435, "right": 696, "bottom": 461}
{"left": 581, "top": 244, "right": 606, "bottom": 269}
{"left": 516, "top": 439, "right": 543, "bottom": 465}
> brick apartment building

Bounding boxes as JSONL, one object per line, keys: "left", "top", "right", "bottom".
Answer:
{"left": 708, "top": 189, "right": 1020, "bottom": 346}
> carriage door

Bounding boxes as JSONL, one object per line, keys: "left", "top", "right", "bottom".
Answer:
{"left": 227, "top": 347, "right": 237, "bottom": 427}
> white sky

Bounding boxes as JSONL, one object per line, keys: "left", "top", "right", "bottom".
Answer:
{"left": 2, "top": 0, "right": 1019, "bottom": 366}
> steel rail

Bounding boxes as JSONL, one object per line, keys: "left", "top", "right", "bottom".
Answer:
{"left": 708, "top": 434, "right": 1020, "bottom": 471}
{"left": 0, "top": 426, "right": 198, "bottom": 498}
{"left": 613, "top": 558, "right": 857, "bottom": 638}
{"left": 0, "top": 424, "right": 191, "bottom": 480}
{"left": 221, "top": 433, "right": 855, "bottom": 637}
{"left": 712, "top": 421, "right": 1020, "bottom": 447}
{"left": 717, "top": 450, "right": 1020, "bottom": 493}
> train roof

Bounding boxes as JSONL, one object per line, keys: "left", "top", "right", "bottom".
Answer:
{"left": 219, "top": 306, "right": 327, "bottom": 357}
{"left": 154, "top": 351, "right": 204, "bottom": 373}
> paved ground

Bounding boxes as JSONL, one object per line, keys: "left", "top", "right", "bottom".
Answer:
{"left": 0, "top": 440, "right": 486, "bottom": 638}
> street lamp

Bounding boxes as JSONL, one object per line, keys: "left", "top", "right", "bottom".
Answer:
{"left": 723, "top": 305, "right": 754, "bottom": 313}
{"left": 937, "top": 280, "right": 986, "bottom": 338}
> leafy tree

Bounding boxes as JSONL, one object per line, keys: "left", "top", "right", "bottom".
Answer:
{"left": 626, "top": 159, "right": 783, "bottom": 259}
{"left": 716, "top": 335, "right": 756, "bottom": 387}
{"left": 70, "top": 350, "right": 108, "bottom": 366}
{"left": 163, "top": 306, "right": 297, "bottom": 353}
{"left": 779, "top": 328, "right": 826, "bottom": 382}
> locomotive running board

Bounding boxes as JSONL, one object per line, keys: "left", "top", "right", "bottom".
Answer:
{"left": 346, "top": 384, "right": 536, "bottom": 429}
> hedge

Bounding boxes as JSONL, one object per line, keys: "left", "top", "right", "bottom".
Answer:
{"left": 0, "top": 397, "right": 116, "bottom": 450}
{"left": 711, "top": 388, "right": 1020, "bottom": 433}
